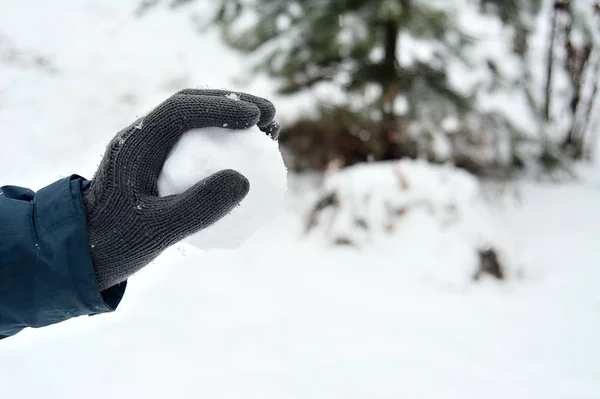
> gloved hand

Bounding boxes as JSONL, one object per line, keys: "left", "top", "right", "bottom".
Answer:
{"left": 83, "top": 89, "right": 280, "bottom": 291}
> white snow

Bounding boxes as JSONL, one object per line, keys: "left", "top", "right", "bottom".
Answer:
{"left": 1, "top": 1, "right": 600, "bottom": 398}
{"left": 225, "top": 93, "right": 240, "bottom": 101}
{"left": 2, "top": 176, "right": 600, "bottom": 399}
{"left": 572, "top": 0, "right": 600, "bottom": 49}
{"left": 431, "top": 130, "right": 453, "bottom": 161}
{"left": 312, "top": 160, "right": 518, "bottom": 285}
{"left": 158, "top": 126, "right": 287, "bottom": 249}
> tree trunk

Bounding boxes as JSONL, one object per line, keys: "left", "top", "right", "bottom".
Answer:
{"left": 577, "top": 2, "right": 600, "bottom": 158}
{"left": 581, "top": 57, "right": 600, "bottom": 159}
{"left": 377, "top": 1, "right": 404, "bottom": 161}
{"left": 381, "top": 20, "right": 399, "bottom": 122}
{"left": 559, "top": 0, "right": 599, "bottom": 159}
{"left": 560, "top": 0, "right": 594, "bottom": 159}
{"left": 544, "top": 2, "right": 561, "bottom": 123}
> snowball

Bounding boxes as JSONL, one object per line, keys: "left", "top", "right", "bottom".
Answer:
{"left": 157, "top": 126, "right": 287, "bottom": 250}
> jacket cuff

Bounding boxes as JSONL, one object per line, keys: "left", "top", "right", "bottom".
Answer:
{"left": 35, "top": 175, "right": 127, "bottom": 315}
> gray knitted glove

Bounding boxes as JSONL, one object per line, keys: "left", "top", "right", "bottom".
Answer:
{"left": 83, "top": 89, "right": 280, "bottom": 291}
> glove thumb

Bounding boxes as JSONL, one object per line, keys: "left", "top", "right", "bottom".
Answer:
{"left": 147, "top": 169, "right": 250, "bottom": 245}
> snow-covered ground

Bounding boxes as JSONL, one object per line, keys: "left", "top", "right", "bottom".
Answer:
{"left": 1, "top": 1, "right": 600, "bottom": 398}
{"left": 2, "top": 177, "right": 600, "bottom": 399}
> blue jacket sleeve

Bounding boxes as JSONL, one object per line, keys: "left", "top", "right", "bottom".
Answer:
{"left": 0, "top": 175, "right": 126, "bottom": 339}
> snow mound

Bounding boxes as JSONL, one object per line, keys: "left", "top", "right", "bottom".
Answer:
{"left": 158, "top": 126, "right": 288, "bottom": 249}
{"left": 306, "top": 159, "right": 519, "bottom": 281}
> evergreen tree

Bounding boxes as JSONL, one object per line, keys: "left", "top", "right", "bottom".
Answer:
{"left": 209, "top": 0, "right": 471, "bottom": 124}
{"left": 141, "top": 0, "right": 596, "bottom": 175}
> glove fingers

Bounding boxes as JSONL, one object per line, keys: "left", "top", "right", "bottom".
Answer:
{"left": 130, "top": 94, "right": 259, "bottom": 192}
{"left": 149, "top": 93, "right": 261, "bottom": 133}
{"left": 145, "top": 169, "right": 250, "bottom": 245}
{"left": 261, "top": 120, "right": 281, "bottom": 140}
{"left": 177, "top": 89, "right": 276, "bottom": 130}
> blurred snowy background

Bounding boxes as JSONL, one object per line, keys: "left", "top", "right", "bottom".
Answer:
{"left": 1, "top": 0, "right": 600, "bottom": 398}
